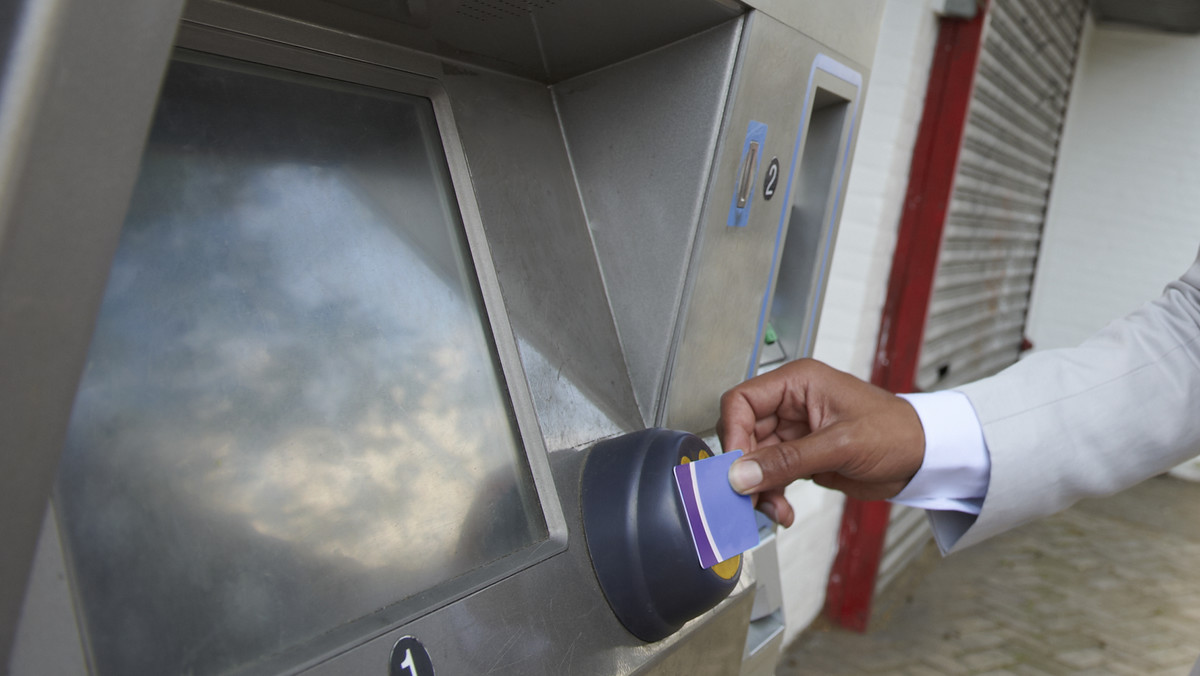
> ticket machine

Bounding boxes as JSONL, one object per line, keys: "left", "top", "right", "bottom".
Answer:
{"left": 1, "top": 1, "right": 882, "bottom": 674}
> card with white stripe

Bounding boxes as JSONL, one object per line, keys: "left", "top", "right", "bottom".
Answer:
{"left": 673, "top": 450, "right": 760, "bottom": 569}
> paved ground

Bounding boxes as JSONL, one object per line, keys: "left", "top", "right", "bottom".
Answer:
{"left": 778, "top": 475, "right": 1200, "bottom": 675}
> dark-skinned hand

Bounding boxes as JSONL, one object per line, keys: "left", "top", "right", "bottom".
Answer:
{"left": 718, "top": 359, "right": 925, "bottom": 527}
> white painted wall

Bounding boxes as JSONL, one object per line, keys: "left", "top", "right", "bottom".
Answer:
{"left": 774, "top": 0, "right": 940, "bottom": 644}
{"left": 1027, "top": 18, "right": 1200, "bottom": 351}
{"left": 774, "top": 0, "right": 1200, "bottom": 648}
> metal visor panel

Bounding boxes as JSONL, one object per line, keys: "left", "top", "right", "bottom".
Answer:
{"left": 661, "top": 19, "right": 865, "bottom": 432}
{"left": 54, "top": 52, "right": 548, "bottom": 676}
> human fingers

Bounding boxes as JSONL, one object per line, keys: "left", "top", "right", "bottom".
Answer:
{"left": 719, "top": 413, "right": 782, "bottom": 453}
{"left": 753, "top": 413, "right": 780, "bottom": 445}
{"left": 727, "top": 424, "right": 852, "bottom": 495}
{"left": 718, "top": 361, "right": 820, "bottom": 453}
{"left": 717, "top": 392, "right": 753, "bottom": 456}
{"left": 755, "top": 488, "right": 795, "bottom": 528}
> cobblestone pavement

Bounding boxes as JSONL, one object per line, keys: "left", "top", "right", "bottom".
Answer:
{"left": 779, "top": 475, "right": 1200, "bottom": 675}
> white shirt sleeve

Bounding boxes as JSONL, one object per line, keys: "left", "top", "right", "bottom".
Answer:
{"left": 889, "top": 391, "right": 990, "bottom": 514}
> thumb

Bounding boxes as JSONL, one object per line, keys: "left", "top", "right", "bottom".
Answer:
{"left": 727, "top": 425, "right": 851, "bottom": 494}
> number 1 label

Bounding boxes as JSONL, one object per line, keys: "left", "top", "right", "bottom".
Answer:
{"left": 390, "top": 636, "right": 434, "bottom": 676}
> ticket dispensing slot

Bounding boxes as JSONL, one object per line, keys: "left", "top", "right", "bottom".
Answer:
{"left": 753, "top": 57, "right": 861, "bottom": 374}
{"left": 729, "top": 121, "right": 768, "bottom": 228}
{"left": 737, "top": 141, "right": 760, "bottom": 208}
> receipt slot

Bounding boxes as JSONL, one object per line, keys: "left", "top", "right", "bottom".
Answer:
{"left": 581, "top": 429, "right": 740, "bottom": 642}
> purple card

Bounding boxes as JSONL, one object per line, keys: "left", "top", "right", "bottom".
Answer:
{"left": 674, "top": 450, "right": 760, "bottom": 569}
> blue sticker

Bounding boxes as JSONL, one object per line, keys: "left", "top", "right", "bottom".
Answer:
{"left": 674, "top": 450, "right": 760, "bottom": 569}
{"left": 727, "top": 121, "right": 768, "bottom": 228}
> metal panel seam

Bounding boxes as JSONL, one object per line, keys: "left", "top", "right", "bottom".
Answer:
{"left": 654, "top": 13, "right": 747, "bottom": 427}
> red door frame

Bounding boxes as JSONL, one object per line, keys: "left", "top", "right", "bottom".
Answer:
{"left": 823, "top": 2, "right": 991, "bottom": 632}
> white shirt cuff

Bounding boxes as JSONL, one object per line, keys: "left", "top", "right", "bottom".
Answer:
{"left": 890, "top": 391, "right": 990, "bottom": 515}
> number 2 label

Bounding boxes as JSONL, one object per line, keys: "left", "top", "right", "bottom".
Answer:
{"left": 763, "top": 158, "right": 780, "bottom": 200}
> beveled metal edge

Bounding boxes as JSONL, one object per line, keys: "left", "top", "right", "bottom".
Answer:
{"left": 428, "top": 80, "right": 571, "bottom": 552}
{"left": 182, "top": 0, "right": 442, "bottom": 78}
{"left": 652, "top": 11, "right": 752, "bottom": 429}
{"left": 0, "top": 0, "right": 187, "bottom": 669}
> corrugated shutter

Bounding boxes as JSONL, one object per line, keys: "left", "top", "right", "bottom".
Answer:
{"left": 875, "top": 505, "right": 930, "bottom": 595}
{"left": 879, "top": 0, "right": 1088, "bottom": 594}
{"left": 916, "top": 0, "right": 1089, "bottom": 392}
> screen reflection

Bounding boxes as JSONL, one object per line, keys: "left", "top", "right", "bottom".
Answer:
{"left": 56, "top": 54, "right": 545, "bottom": 676}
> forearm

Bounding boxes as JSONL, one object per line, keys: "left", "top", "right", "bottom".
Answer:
{"left": 946, "top": 252, "right": 1200, "bottom": 552}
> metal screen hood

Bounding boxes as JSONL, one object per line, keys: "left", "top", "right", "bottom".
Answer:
{"left": 216, "top": 0, "right": 745, "bottom": 81}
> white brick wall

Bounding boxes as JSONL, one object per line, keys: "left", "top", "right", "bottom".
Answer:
{"left": 1027, "top": 18, "right": 1200, "bottom": 350}
{"left": 775, "top": 0, "right": 940, "bottom": 644}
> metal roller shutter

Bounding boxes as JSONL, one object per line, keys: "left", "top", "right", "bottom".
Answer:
{"left": 917, "top": 0, "right": 1089, "bottom": 392}
{"left": 879, "top": 0, "right": 1088, "bottom": 595}
{"left": 875, "top": 504, "right": 931, "bottom": 595}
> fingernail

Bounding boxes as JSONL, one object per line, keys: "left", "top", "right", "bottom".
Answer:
{"left": 728, "top": 459, "right": 763, "bottom": 494}
{"left": 759, "top": 501, "right": 778, "bottom": 524}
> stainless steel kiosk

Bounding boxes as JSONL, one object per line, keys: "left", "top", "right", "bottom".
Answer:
{"left": 1, "top": 1, "right": 883, "bottom": 674}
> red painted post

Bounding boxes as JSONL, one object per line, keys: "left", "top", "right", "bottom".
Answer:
{"left": 823, "top": 3, "right": 991, "bottom": 632}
